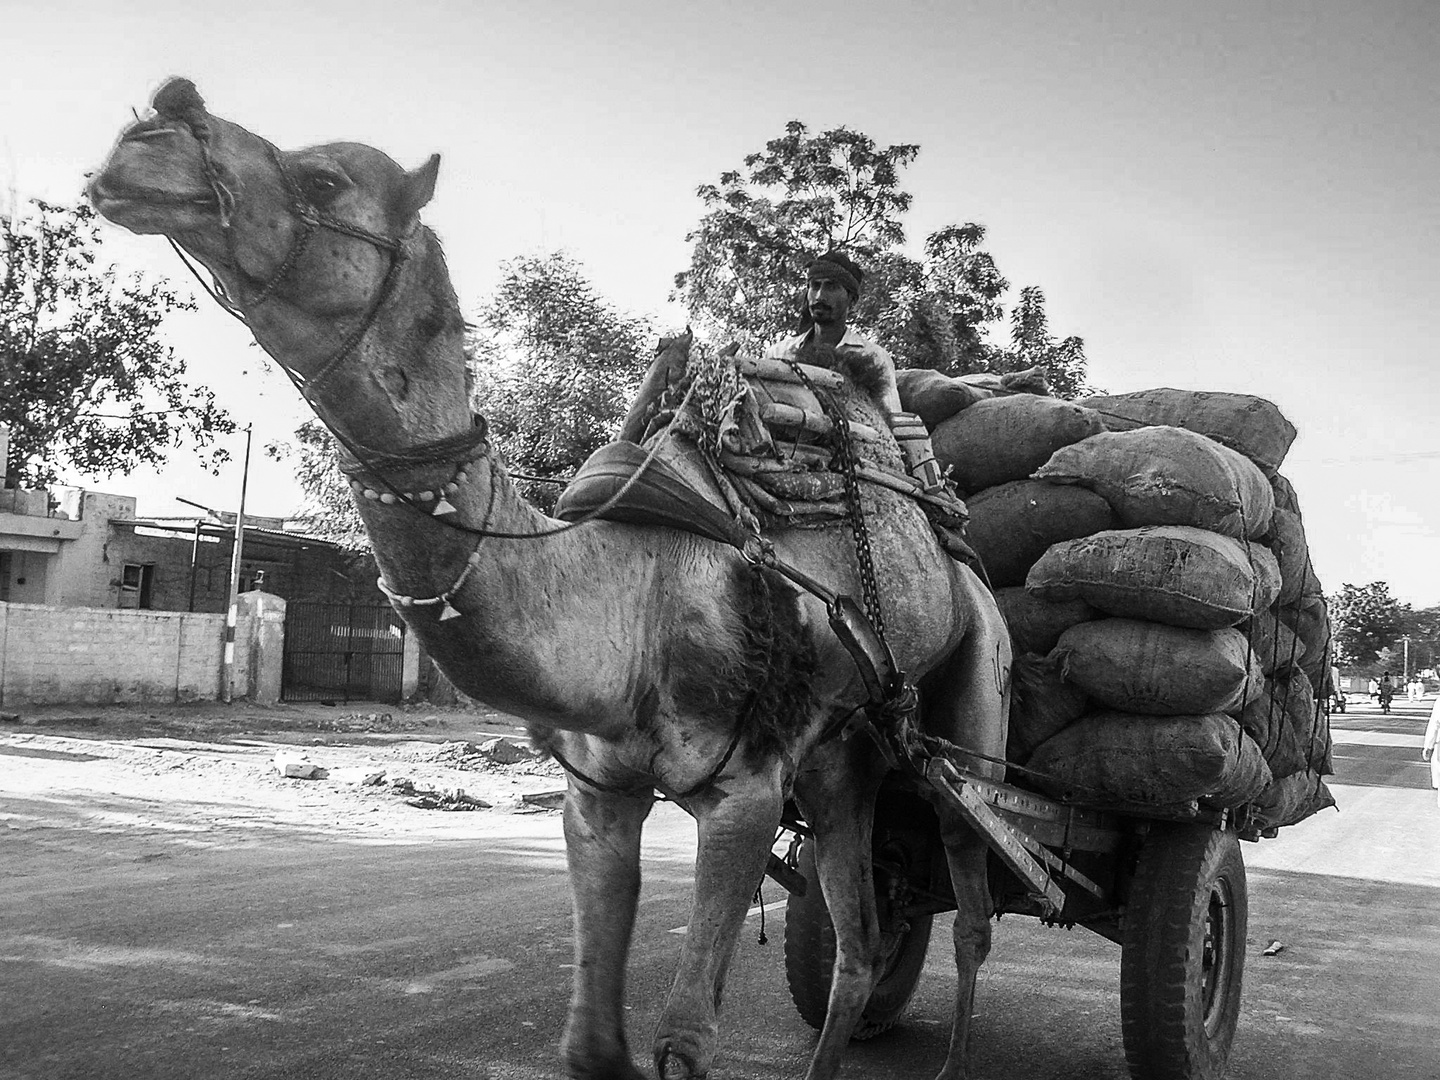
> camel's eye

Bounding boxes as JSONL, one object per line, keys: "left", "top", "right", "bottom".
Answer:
{"left": 299, "top": 168, "right": 349, "bottom": 204}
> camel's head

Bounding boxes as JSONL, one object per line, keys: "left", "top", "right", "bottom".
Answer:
{"left": 89, "top": 77, "right": 441, "bottom": 318}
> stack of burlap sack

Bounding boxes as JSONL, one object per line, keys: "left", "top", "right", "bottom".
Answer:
{"left": 897, "top": 372, "right": 1336, "bottom": 830}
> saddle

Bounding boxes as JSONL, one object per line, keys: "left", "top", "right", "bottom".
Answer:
{"left": 553, "top": 440, "right": 748, "bottom": 549}
{"left": 555, "top": 349, "right": 976, "bottom": 567}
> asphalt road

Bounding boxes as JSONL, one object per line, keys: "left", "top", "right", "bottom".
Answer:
{"left": 2, "top": 700, "right": 1438, "bottom": 1080}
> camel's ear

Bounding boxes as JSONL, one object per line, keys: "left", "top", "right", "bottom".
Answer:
{"left": 395, "top": 154, "right": 440, "bottom": 221}
{"left": 152, "top": 77, "right": 207, "bottom": 121}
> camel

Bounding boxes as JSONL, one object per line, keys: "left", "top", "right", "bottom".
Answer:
{"left": 88, "top": 77, "right": 1012, "bottom": 1080}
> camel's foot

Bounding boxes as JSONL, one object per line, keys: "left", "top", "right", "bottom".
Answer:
{"left": 562, "top": 1031, "right": 647, "bottom": 1080}
{"left": 933, "top": 1054, "right": 986, "bottom": 1080}
{"left": 654, "top": 1035, "right": 709, "bottom": 1080}
{"left": 562, "top": 1053, "right": 647, "bottom": 1080}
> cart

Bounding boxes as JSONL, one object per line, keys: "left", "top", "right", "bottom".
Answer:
{"left": 769, "top": 755, "right": 1256, "bottom": 1080}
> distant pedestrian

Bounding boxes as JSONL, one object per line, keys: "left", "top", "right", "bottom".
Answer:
{"left": 1424, "top": 695, "right": 1440, "bottom": 809}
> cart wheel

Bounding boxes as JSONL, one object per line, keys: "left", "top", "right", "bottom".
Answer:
{"left": 1120, "top": 825, "right": 1247, "bottom": 1080}
{"left": 783, "top": 838, "right": 933, "bottom": 1040}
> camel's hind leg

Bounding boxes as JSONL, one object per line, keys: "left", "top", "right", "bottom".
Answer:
{"left": 922, "top": 573, "right": 1012, "bottom": 1080}
{"left": 791, "top": 737, "right": 888, "bottom": 1080}
{"left": 653, "top": 760, "right": 784, "bottom": 1080}
{"left": 560, "top": 781, "right": 654, "bottom": 1080}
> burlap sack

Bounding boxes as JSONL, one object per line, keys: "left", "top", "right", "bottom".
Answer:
{"left": 1271, "top": 472, "right": 1301, "bottom": 514}
{"left": 1026, "top": 526, "right": 1273, "bottom": 630}
{"left": 1247, "top": 769, "right": 1336, "bottom": 830}
{"left": 895, "top": 367, "right": 991, "bottom": 428}
{"left": 1026, "top": 710, "right": 1272, "bottom": 809}
{"left": 1238, "top": 677, "right": 1311, "bottom": 780}
{"left": 1033, "top": 426, "right": 1275, "bottom": 539}
{"left": 965, "top": 480, "right": 1118, "bottom": 587}
{"left": 1244, "top": 606, "right": 1306, "bottom": 676}
{"left": 1268, "top": 507, "right": 1323, "bottom": 605}
{"left": 1080, "top": 388, "right": 1296, "bottom": 474}
{"left": 1007, "top": 652, "right": 1088, "bottom": 764}
{"left": 994, "top": 587, "right": 1097, "bottom": 654}
{"left": 932, "top": 395, "right": 1105, "bottom": 494}
{"left": 1278, "top": 594, "right": 1333, "bottom": 698}
{"left": 1053, "top": 619, "right": 1264, "bottom": 717}
{"left": 1277, "top": 670, "right": 1332, "bottom": 775}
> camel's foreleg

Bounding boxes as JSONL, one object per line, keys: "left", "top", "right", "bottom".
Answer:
{"left": 560, "top": 780, "right": 654, "bottom": 1080}
{"left": 792, "top": 740, "right": 887, "bottom": 1080}
{"left": 923, "top": 580, "right": 1011, "bottom": 1080}
{"left": 653, "top": 761, "right": 784, "bottom": 1080}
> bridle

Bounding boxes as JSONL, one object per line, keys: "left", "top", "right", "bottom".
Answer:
{"left": 166, "top": 107, "right": 414, "bottom": 405}
{"left": 149, "top": 108, "right": 927, "bottom": 800}
{"left": 157, "top": 106, "right": 699, "bottom": 547}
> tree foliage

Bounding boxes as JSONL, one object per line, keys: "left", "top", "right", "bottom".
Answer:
{"left": 469, "top": 252, "right": 652, "bottom": 511}
{"left": 280, "top": 251, "right": 653, "bottom": 541}
{"left": 1330, "top": 581, "right": 1411, "bottom": 670}
{"left": 673, "top": 121, "right": 1088, "bottom": 394}
{"left": 266, "top": 421, "right": 368, "bottom": 551}
{"left": 1400, "top": 603, "right": 1440, "bottom": 677}
{"left": 0, "top": 199, "right": 232, "bottom": 487}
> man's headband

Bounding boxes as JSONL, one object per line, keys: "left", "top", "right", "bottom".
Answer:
{"left": 806, "top": 253, "right": 863, "bottom": 300}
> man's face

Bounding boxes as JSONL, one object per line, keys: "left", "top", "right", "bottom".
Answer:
{"left": 807, "top": 276, "right": 852, "bottom": 326}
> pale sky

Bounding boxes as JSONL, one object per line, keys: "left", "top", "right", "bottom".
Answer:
{"left": 4, "top": 0, "right": 1437, "bottom": 605}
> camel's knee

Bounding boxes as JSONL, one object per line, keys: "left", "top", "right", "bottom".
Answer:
{"left": 952, "top": 908, "right": 993, "bottom": 965}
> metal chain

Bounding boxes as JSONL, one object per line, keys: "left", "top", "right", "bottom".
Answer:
{"left": 780, "top": 358, "right": 885, "bottom": 637}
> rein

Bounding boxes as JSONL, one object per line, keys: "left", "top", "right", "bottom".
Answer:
{"left": 158, "top": 121, "right": 922, "bottom": 801}
{"left": 176, "top": 113, "right": 412, "bottom": 404}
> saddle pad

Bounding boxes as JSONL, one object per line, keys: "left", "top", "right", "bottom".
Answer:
{"left": 554, "top": 441, "right": 747, "bottom": 549}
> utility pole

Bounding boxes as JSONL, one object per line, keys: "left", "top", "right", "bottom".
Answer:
{"left": 175, "top": 496, "right": 221, "bottom": 613}
{"left": 221, "top": 424, "right": 253, "bottom": 704}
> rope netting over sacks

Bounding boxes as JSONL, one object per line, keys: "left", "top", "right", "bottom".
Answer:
{"left": 899, "top": 375, "right": 1336, "bottom": 831}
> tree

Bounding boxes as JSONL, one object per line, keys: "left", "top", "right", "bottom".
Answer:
{"left": 0, "top": 199, "right": 232, "bottom": 487}
{"left": 282, "top": 251, "right": 655, "bottom": 538}
{"left": 1000, "top": 286, "right": 1089, "bottom": 398}
{"left": 673, "top": 121, "right": 1087, "bottom": 394}
{"left": 1399, "top": 604, "right": 1440, "bottom": 676}
{"left": 673, "top": 122, "right": 917, "bottom": 354}
{"left": 266, "top": 421, "right": 368, "bottom": 550}
{"left": 1330, "top": 581, "right": 1411, "bottom": 670}
{"left": 469, "top": 252, "right": 653, "bottom": 511}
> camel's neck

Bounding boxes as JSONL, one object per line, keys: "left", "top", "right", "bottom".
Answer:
{"left": 292, "top": 229, "right": 475, "bottom": 451}
{"left": 271, "top": 230, "right": 651, "bottom": 731}
{"left": 356, "top": 451, "right": 663, "bottom": 733}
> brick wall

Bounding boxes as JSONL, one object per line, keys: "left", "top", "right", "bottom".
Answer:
{"left": 0, "top": 601, "right": 256, "bottom": 706}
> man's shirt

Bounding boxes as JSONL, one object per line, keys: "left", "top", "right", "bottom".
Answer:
{"left": 764, "top": 327, "right": 901, "bottom": 415}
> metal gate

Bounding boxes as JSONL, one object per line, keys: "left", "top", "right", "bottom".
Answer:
{"left": 281, "top": 601, "right": 406, "bottom": 704}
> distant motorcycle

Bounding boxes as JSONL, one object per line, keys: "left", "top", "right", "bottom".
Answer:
{"left": 1331, "top": 691, "right": 1347, "bottom": 714}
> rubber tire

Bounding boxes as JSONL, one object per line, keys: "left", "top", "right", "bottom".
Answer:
{"left": 783, "top": 839, "right": 933, "bottom": 1040}
{"left": 1120, "top": 826, "right": 1248, "bottom": 1080}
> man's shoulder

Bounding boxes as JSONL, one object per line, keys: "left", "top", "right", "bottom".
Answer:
{"left": 765, "top": 330, "right": 810, "bottom": 358}
{"left": 837, "top": 327, "right": 890, "bottom": 358}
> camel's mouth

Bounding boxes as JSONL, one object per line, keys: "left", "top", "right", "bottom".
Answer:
{"left": 88, "top": 173, "right": 220, "bottom": 233}
{"left": 89, "top": 175, "right": 216, "bottom": 210}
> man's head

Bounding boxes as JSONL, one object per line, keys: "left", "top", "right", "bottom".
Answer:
{"left": 805, "top": 251, "right": 863, "bottom": 328}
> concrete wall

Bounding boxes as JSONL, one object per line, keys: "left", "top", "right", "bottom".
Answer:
{"left": 0, "top": 593, "right": 281, "bottom": 707}
{"left": 49, "top": 491, "right": 138, "bottom": 608}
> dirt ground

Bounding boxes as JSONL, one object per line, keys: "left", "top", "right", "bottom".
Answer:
{"left": 0, "top": 699, "right": 569, "bottom": 845}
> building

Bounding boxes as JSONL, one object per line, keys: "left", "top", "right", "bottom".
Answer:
{"left": 0, "top": 484, "right": 378, "bottom": 612}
